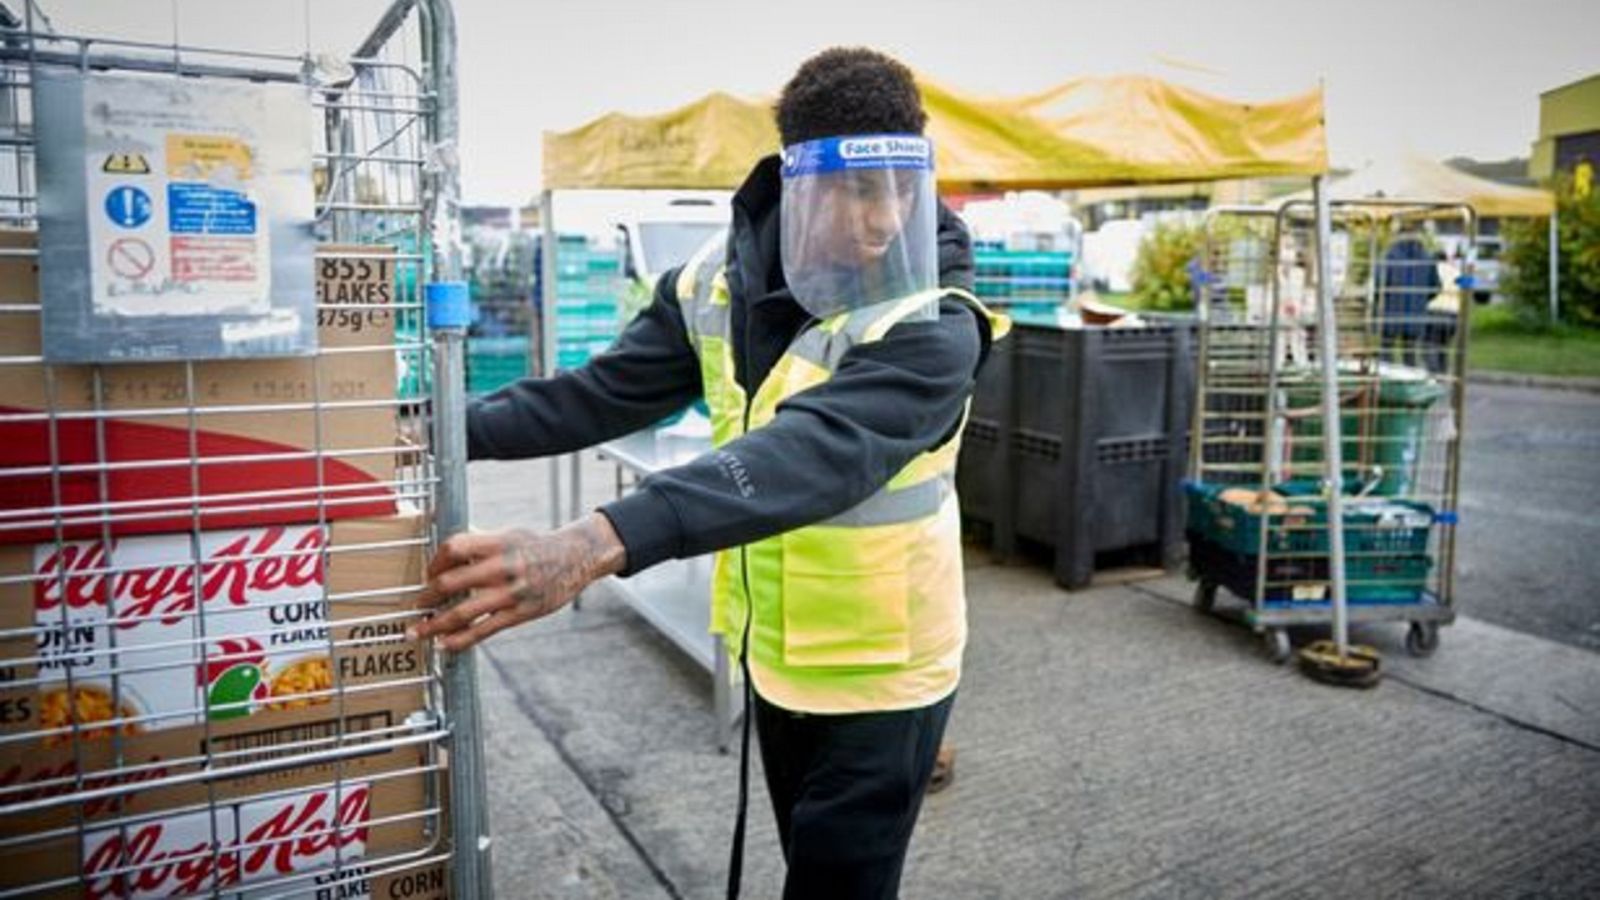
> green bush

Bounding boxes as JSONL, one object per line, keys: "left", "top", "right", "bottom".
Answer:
{"left": 1501, "top": 172, "right": 1600, "bottom": 328}
{"left": 1130, "top": 219, "right": 1203, "bottom": 311}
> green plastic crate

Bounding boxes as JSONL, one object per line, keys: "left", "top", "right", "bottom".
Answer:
{"left": 1183, "top": 481, "right": 1434, "bottom": 603}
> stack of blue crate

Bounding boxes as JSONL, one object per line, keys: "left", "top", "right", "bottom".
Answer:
{"left": 973, "top": 240, "right": 1074, "bottom": 318}
{"left": 464, "top": 228, "right": 541, "bottom": 396}
{"left": 554, "top": 235, "right": 624, "bottom": 370}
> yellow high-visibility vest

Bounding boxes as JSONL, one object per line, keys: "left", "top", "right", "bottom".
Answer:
{"left": 675, "top": 237, "right": 1011, "bottom": 713}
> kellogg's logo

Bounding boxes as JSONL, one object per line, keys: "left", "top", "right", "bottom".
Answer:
{"left": 32, "top": 526, "right": 326, "bottom": 628}
{"left": 81, "top": 784, "right": 371, "bottom": 898}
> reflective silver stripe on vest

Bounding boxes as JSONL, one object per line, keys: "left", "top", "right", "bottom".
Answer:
{"left": 691, "top": 293, "right": 732, "bottom": 342}
{"left": 783, "top": 324, "right": 835, "bottom": 369}
{"left": 841, "top": 294, "right": 935, "bottom": 345}
{"left": 820, "top": 471, "right": 953, "bottom": 527}
{"left": 680, "top": 233, "right": 732, "bottom": 343}
{"left": 818, "top": 294, "right": 939, "bottom": 370}
{"left": 782, "top": 295, "right": 936, "bottom": 371}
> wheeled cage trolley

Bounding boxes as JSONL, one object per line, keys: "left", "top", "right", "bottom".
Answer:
{"left": 0, "top": 2, "right": 492, "bottom": 897}
{"left": 1188, "top": 197, "right": 1470, "bottom": 662}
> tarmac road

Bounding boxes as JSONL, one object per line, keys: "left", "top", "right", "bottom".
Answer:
{"left": 1455, "top": 381, "right": 1600, "bottom": 653}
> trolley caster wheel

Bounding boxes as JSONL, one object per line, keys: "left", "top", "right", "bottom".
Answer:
{"left": 1263, "top": 628, "right": 1292, "bottom": 664}
{"left": 1405, "top": 622, "right": 1440, "bottom": 658}
{"left": 1193, "top": 581, "right": 1217, "bottom": 614}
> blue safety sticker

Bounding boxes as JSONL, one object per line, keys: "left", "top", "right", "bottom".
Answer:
{"left": 781, "top": 134, "right": 934, "bottom": 178}
{"left": 103, "top": 185, "right": 153, "bottom": 229}
{"left": 168, "top": 183, "right": 257, "bottom": 235}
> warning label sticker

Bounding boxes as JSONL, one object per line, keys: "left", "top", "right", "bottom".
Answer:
{"left": 106, "top": 237, "right": 157, "bottom": 280}
{"left": 171, "top": 236, "right": 259, "bottom": 282}
{"left": 167, "top": 183, "right": 258, "bottom": 235}
{"left": 102, "top": 184, "right": 153, "bottom": 229}
{"left": 102, "top": 152, "right": 151, "bottom": 175}
{"left": 166, "top": 133, "right": 254, "bottom": 181}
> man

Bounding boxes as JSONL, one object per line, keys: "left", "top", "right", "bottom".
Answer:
{"left": 412, "top": 47, "right": 1006, "bottom": 898}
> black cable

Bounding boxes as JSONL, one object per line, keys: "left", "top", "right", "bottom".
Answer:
{"left": 725, "top": 547, "right": 755, "bottom": 899}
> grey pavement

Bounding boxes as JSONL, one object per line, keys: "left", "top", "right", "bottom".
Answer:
{"left": 1455, "top": 382, "right": 1600, "bottom": 653}
{"left": 467, "top": 456, "right": 1600, "bottom": 899}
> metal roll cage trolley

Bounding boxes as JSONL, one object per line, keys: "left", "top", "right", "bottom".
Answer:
{"left": 1189, "top": 185, "right": 1471, "bottom": 671}
{"left": 0, "top": 2, "right": 493, "bottom": 897}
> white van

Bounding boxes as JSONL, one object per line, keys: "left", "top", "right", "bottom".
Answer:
{"left": 616, "top": 199, "right": 728, "bottom": 287}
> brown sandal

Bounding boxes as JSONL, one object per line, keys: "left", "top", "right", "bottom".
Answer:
{"left": 927, "top": 744, "right": 957, "bottom": 794}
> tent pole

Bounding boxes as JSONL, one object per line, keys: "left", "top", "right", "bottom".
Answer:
{"left": 542, "top": 188, "right": 562, "bottom": 529}
{"left": 1312, "top": 174, "right": 1350, "bottom": 657}
{"left": 1549, "top": 209, "right": 1559, "bottom": 323}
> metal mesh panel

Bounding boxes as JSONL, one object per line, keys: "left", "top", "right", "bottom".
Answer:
{"left": 0, "top": 4, "right": 457, "bottom": 897}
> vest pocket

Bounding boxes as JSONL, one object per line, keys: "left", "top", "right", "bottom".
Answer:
{"left": 780, "top": 523, "right": 912, "bottom": 667}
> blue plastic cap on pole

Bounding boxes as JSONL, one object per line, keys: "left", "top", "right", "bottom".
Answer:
{"left": 426, "top": 281, "right": 472, "bottom": 329}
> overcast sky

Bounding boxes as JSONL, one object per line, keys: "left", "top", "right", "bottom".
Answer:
{"left": 37, "top": 0, "right": 1600, "bottom": 204}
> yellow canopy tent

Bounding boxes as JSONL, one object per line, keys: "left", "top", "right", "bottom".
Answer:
{"left": 542, "top": 74, "right": 1328, "bottom": 191}
{"left": 1275, "top": 155, "right": 1554, "bottom": 218}
{"left": 535, "top": 75, "right": 1330, "bottom": 528}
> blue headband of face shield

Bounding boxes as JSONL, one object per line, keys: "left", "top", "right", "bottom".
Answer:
{"left": 780, "top": 134, "right": 935, "bottom": 178}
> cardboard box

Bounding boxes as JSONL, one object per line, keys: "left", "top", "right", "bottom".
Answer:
{"left": 0, "top": 234, "right": 406, "bottom": 544}
{"left": 0, "top": 771, "right": 447, "bottom": 898}
{"left": 0, "top": 688, "right": 430, "bottom": 835}
{"left": 0, "top": 513, "right": 429, "bottom": 741}
{"left": 0, "top": 513, "right": 434, "bottom": 844}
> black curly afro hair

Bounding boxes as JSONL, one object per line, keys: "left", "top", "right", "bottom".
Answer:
{"left": 775, "top": 47, "right": 927, "bottom": 147}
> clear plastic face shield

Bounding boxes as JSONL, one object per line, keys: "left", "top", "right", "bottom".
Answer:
{"left": 780, "top": 134, "right": 938, "bottom": 319}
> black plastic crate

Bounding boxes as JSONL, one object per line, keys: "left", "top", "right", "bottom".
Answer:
{"left": 955, "top": 417, "right": 1003, "bottom": 524}
{"left": 958, "top": 320, "right": 1196, "bottom": 588}
{"left": 955, "top": 336, "right": 1013, "bottom": 526}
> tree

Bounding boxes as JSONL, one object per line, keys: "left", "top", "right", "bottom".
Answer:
{"left": 1501, "top": 171, "right": 1600, "bottom": 328}
{"left": 1130, "top": 219, "right": 1204, "bottom": 311}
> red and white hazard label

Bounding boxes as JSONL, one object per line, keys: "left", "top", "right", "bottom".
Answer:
{"left": 170, "top": 235, "right": 259, "bottom": 282}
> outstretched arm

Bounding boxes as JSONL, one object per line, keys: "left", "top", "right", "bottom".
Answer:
{"left": 466, "top": 266, "right": 704, "bottom": 460}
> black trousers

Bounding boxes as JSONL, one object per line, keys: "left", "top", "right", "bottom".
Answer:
{"left": 753, "top": 691, "right": 955, "bottom": 900}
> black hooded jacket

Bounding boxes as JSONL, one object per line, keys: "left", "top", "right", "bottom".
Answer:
{"left": 467, "top": 155, "right": 992, "bottom": 575}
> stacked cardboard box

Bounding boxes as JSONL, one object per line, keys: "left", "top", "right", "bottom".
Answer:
{"left": 0, "top": 233, "right": 404, "bottom": 543}
{"left": 0, "top": 234, "right": 447, "bottom": 897}
{"left": 0, "top": 513, "right": 429, "bottom": 746}
{"left": 1, "top": 773, "right": 448, "bottom": 898}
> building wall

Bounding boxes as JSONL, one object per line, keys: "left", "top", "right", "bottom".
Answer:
{"left": 1530, "top": 74, "right": 1600, "bottom": 180}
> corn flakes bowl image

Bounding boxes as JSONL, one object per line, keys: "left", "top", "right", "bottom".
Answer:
{"left": 265, "top": 656, "right": 334, "bottom": 711}
{"left": 39, "top": 685, "right": 141, "bottom": 746}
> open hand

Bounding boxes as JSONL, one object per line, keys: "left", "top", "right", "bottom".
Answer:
{"left": 409, "top": 513, "right": 626, "bottom": 652}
